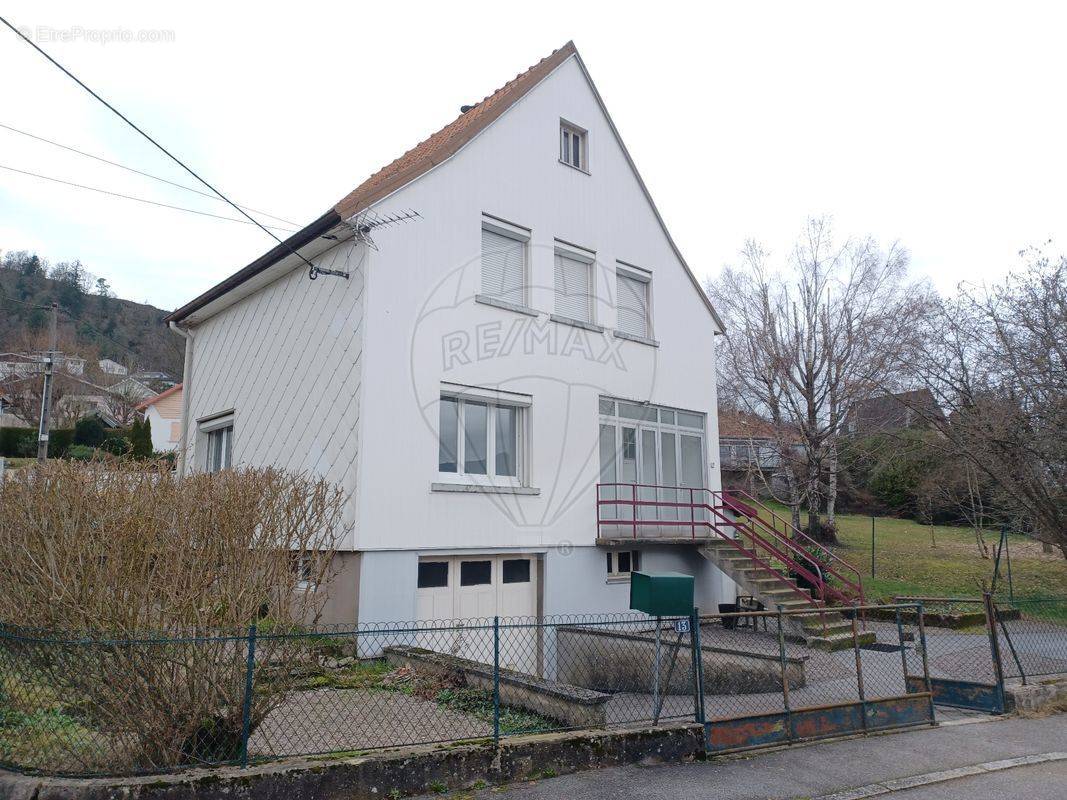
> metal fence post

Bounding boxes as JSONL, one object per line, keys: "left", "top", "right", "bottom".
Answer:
{"left": 239, "top": 623, "right": 257, "bottom": 768}
{"left": 894, "top": 607, "right": 909, "bottom": 686}
{"left": 493, "top": 616, "right": 501, "bottom": 745}
{"left": 689, "top": 608, "right": 704, "bottom": 724}
{"left": 915, "top": 602, "right": 936, "bottom": 724}
{"left": 850, "top": 612, "right": 868, "bottom": 734}
{"left": 982, "top": 593, "right": 1007, "bottom": 713}
{"left": 776, "top": 605, "right": 793, "bottom": 742}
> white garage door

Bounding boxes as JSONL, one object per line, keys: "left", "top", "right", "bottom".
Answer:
{"left": 415, "top": 554, "right": 539, "bottom": 670}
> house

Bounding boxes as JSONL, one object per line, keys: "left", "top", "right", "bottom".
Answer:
{"left": 136, "top": 383, "right": 183, "bottom": 452}
{"left": 106, "top": 376, "right": 156, "bottom": 402}
{"left": 718, "top": 408, "right": 801, "bottom": 494}
{"left": 98, "top": 359, "right": 128, "bottom": 376}
{"left": 846, "top": 389, "right": 945, "bottom": 437}
{"left": 165, "top": 42, "right": 736, "bottom": 627}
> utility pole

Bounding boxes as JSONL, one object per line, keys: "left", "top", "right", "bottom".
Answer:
{"left": 36, "top": 302, "right": 58, "bottom": 463}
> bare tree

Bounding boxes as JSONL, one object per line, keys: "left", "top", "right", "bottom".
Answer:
{"left": 105, "top": 383, "right": 145, "bottom": 427}
{"left": 901, "top": 248, "right": 1067, "bottom": 557}
{"left": 709, "top": 218, "right": 928, "bottom": 542}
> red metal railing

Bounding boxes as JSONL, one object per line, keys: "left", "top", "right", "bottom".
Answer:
{"left": 720, "top": 488, "right": 866, "bottom": 607}
{"left": 595, "top": 483, "right": 865, "bottom": 610}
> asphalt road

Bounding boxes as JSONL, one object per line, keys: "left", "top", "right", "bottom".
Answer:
{"left": 416, "top": 713, "right": 1067, "bottom": 800}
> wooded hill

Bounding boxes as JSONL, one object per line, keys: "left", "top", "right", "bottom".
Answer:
{"left": 0, "top": 249, "right": 183, "bottom": 377}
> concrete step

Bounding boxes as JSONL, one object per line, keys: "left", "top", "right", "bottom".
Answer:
{"left": 806, "top": 630, "right": 877, "bottom": 652}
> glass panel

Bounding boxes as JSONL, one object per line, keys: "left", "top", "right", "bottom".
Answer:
{"left": 495, "top": 405, "right": 518, "bottom": 477}
{"left": 606, "top": 552, "right": 613, "bottom": 574}
{"left": 681, "top": 434, "right": 705, "bottom": 524}
{"left": 639, "top": 428, "right": 658, "bottom": 521}
{"left": 660, "top": 432, "right": 678, "bottom": 521}
{"left": 599, "top": 423, "right": 617, "bottom": 505}
{"left": 417, "top": 562, "right": 449, "bottom": 588}
{"left": 621, "top": 427, "right": 638, "bottom": 483}
{"left": 677, "top": 411, "right": 704, "bottom": 429}
{"left": 659, "top": 409, "right": 675, "bottom": 425}
{"left": 438, "top": 397, "right": 458, "bottom": 472}
{"left": 598, "top": 397, "right": 615, "bottom": 415}
{"left": 502, "top": 559, "right": 531, "bottom": 584}
{"left": 573, "top": 132, "right": 581, "bottom": 168}
{"left": 617, "top": 551, "right": 632, "bottom": 573}
{"left": 463, "top": 401, "right": 488, "bottom": 475}
{"left": 680, "top": 435, "right": 703, "bottom": 486}
{"left": 631, "top": 550, "right": 641, "bottom": 571}
{"left": 222, "top": 427, "right": 232, "bottom": 469}
{"left": 618, "top": 402, "right": 655, "bottom": 421}
{"left": 561, "top": 129, "right": 569, "bottom": 161}
{"left": 460, "top": 560, "right": 492, "bottom": 586}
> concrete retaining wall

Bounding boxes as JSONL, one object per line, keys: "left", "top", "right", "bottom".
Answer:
{"left": 384, "top": 645, "right": 610, "bottom": 728}
{"left": 556, "top": 626, "right": 805, "bottom": 694}
{"left": 0, "top": 724, "right": 707, "bottom": 800}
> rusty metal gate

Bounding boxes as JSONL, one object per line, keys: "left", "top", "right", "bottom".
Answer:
{"left": 897, "top": 595, "right": 1006, "bottom": 714}
{"left": 700, "top": 603, "right": 936, "bottom": 753}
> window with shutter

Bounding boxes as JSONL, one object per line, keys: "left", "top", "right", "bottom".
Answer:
{"left": 481, "top": 227, "right": 526, "bottom": 306}
{"left": 616, "top": 270, "right": 650, "bottom": 337}
{"left": 554, "top": 251, "right": 592, "bottom": 322}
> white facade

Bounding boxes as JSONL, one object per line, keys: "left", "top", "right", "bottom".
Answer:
{"left": 173, "top": 47, "right": 729, "bottom": 625}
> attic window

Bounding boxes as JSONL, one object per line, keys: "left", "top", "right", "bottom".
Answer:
{"left": 560, "top": 121, "right": 586, "bottom": 171}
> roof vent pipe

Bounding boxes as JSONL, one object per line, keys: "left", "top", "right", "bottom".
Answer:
{"left": 460, "top": 104, "right": 474, "bottom": 114}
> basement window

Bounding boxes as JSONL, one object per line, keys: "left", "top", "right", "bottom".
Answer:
{"left": 607, "top": 550, "right": 641, "bottom": 580}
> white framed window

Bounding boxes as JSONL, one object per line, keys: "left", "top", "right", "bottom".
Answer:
{"left": 553, "top": 244, "right": 594, "bottom": 323}
{"left": 606, "top": 550, "right": 641, "bottom": 580}
{"left": 438, "top": 391, "right": 526, "bottom": 486}
{"left": 560, "top": 121, "right": 587, "bottom": 171}
{"left": 481, "top": 219, "right": 528, "bottom": 307}
{"left": 199, "top": 412, "right": 234, "bottom": 473}
{"left": 615, "top": 265, "right": 652, "bottom": 338}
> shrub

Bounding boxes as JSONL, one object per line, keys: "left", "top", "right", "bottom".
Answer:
{"left": 65, "top": 444, "right": 96, "bottom": 461}
{"left": 100, "top": 436, "right": 131, "bottom": 457}
{"left": 129, "top": 417, "right": 152, "bottom": 459}
{"left": 73, "top": 417, "right": 106, "bottom": 448}
{"left": 0, "top": 427, "right": 35, "bottom": 457}
{"left": 0, "top": 463, "right": 346, "bottom": 771}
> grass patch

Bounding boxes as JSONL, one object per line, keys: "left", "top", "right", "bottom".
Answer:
{"left": 758, "top": 503, "right": 1066, "bottom": 612}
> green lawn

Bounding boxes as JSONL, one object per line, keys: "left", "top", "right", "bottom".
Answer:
{"left": 762, "top": 504, "right": 1066, "bottom": 603}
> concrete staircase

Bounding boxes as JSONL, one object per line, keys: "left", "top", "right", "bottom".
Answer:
{"left": 698, "top": 538, "right": 875, "bottom": 651}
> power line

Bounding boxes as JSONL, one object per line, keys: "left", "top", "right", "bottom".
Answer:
{"left": 0, "top": 15, "right": 319, "bottom": 274}
{"left": 0, "top": 163, "right": 299, "bottom": 233}
{"left": 0, "top": 121, "right": 300, "bottom": 227}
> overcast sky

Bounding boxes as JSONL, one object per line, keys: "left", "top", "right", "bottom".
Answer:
{"left": 1, "top": 2, "right": 1064, "bottom": 311}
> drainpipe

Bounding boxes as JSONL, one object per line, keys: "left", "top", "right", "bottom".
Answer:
{"left": 168, "top": 320, "right": 194, "bottom": 475}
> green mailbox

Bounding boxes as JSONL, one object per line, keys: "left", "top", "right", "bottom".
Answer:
{"left": 629, "top": 571, "right": 695, "bottom": 617}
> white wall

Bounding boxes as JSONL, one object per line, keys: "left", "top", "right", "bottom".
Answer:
{"left": 353, "top": 55, "right": 721, "bottom": 558}
{"left": 146, "top": 406, "right": 174, "bottom": 452}
{"left": 182, "top": 241, "right": 366, "bottom": 548}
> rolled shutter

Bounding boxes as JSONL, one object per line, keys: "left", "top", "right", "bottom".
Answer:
{"left": 554, "top": 252, "right": 592, "bottom": 322}
{"left": 616, "top": 272, "right": 649, "bottom": 337}
{"left": 481, "top": 228, "right": 525, "bottom": 305}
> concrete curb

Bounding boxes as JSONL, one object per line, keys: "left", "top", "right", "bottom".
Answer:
{"left": 0, "top": 723, "right": 707, "bottom": 800}
{"left": 814, "top": 751, "right": 1067, "bottom": 799}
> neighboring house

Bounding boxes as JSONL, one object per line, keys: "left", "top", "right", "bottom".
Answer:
{"left": 718, "top": 409, "right": 801, "bottom": 494}
{"left": 98, "top": 359, "right": 128, "bottom": 376}
{"left": 846, "top": 389, "right": 945, "bottom": 437}
{"left": 166, "top": 42, "right": 732, "bottom": 627}
{"left": 0, "top": 353, "right": 37, "bottom": 381}
{"left": 136, "top": 383, "right": 183, "bottom": 452}
{"left": 107, "top": 376, "right": 156, "bottom": 401}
